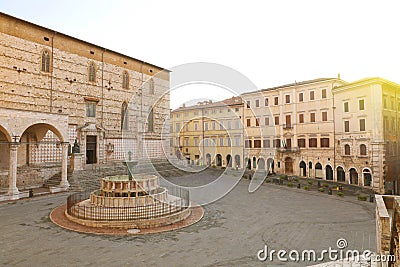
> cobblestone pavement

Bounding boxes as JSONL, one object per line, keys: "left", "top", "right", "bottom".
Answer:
{"left": 0, "top": 170, "right": 376, "bottom": 267}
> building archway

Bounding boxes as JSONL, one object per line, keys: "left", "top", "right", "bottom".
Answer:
{"left": 308, "top": 161, "right": 313, "bottom": 177}
{"left": 299, "top": 161, "right": 306, "bottom": 177}
{"left": 285, "top": 157, "right": 293, "bottom": 174}
{"left": 315, "top": 162, "right": 323, "bottom": 178}
{"left": 216, "top": 154, "right": 222, "bottom": 166}
{"left": 363, "top": 168, "right": 372, "bottom": 187}
{"left": 325, "top": 165, "right": 333, "bottom": 180}
{"left": 337, "top": 166, "right": 345, "bottom": 182}
{"left": 349, "top": 168, "right": 358, "bottom": 185}
{"left": 252, "top": 157, "right": 257, "bottom": 169}
{"left": 206, "top": 153, "right": 211, "bottom": 165}
{"left": 267, "top": 158, "right": 274, "bottom": 174}
{"left": 258, "top": 158, "right": 265, "bottom": 170}
{"left": 226, "top": 154, "right": 232, "bottom": 167}
{"left": 234, "top": 154, "right": 241, "bottom": 168}
{"left": 0, "top": 126, "right": 11, "bottom": 170}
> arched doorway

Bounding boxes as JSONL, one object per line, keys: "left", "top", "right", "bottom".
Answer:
{"left": 216, "top": 154, "right": 222, "bottom": 166}
{"left": 315, "top": 162, "right": 323, "bottom": 178}
{"left": 349, "top": 168, "right": 358, "bottom": 185}
{"left": 308, "top": 162, "right": 313, "bottom": 177}
{"left": 245, "top": 157, "right": 251, "bottom": 169}
{"left": 206, "top": 153, "right": 211, "bottom": 165}
{"left": 299, "top": 161, "right": 306, "bottom": 177}
{"left": 337, "top": 166, "right": 345, "bottom": 182}
{"left": 226, "top": 154, "right": 232, "bottom": 167}
{"left": 258, "top": 158, "right": 265, "bottom": 170}
{"left": 267, "top": 158, "right": 274, "bottom": 174}
{"left": 252, "top": 157, "right": 257, "bottom": 169}
{"left": 285, "top": 157, "right": 293, "bottom": 174}
{"left": 325, "top": 165, "right": 333, "bottom": 180}
{"left": 0, "top": 126, "right": 11, "bottom": 170}
{"left": 363, "top": 168, "right": 372, "bottom": 187}
{"left": 234, "top": 154, "right": 241, "bottom": 168}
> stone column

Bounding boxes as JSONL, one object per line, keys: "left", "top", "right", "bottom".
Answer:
{"left": 60, "top": 142, "right": 70, "bottom": 188}
{"left": 8, "top": 143, "right": 19, "bottom": 199}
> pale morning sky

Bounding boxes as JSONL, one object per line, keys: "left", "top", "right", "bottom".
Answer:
{"left": 1, "top": 0, "right": 399, "bottom": 109}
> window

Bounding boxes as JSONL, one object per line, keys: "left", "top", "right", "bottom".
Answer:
{"left": 227, "top": 138, "right": 231, "bottom": 147}
{"left": 285, "top": 115, "right": 291, "bottom": 127}
{"left": 41, "top": 50, "right": 51, "bottom": 72}
{"left": 309, "top": 138, "right": 317, "bottom": 148}
{"left": 227, "top": 121, "right": 232, "bottom": 129}
{"left": 298, "top": 138, "right": 306, "bottom": 148}
{"left": 255, "top": 118, "right": 260, "bottom": 126}
{"left": 255, "top": 99, "right": 260, "bottom": 107}
{"left": 322, "top": 89, "right": 327, "bottom": 99}
{"left": 246, "top": 119, "right": 251, "bottom": 127}
{"left": 285, "top": 139, "right": 292, "bottom": 148}
{"left": 219, "top": 123, "right": 224, "bottom": 130}
{"left": 274, "top": 116, "right": 279, "bottom": 125}
{"left": 204, "top": 122, "right": 209, "bottom": 131}
{"left": 344, "top": 121, "right": 350, "bottom": 132}
{"left": 185, "top": 124, "right": 189, "bottom": 131}
{"left": 254, "top": 140, "right": 261, "bottom": 148}
{"left": 359, "top": 99, "right": 365, "bottom": 110}
{"left": 263, "top": 139, "right": 270, "bottom": 148}
{"left": 194, "top": 123, "right": 198, "bottom": 131}
{"left": 121, "top": 102, "right": 128, "bottom": 130}
{"left": 310, "top": 112, "right": 316, "bottom": 123}
{"left": 212, "top": 122, "right": 216, "bottom": 130}
{"left": 285, "top": 95, "right": 290, "bottom": 104}
{"left": 264, "top": 98, "right": 269, "bottom": 106}
{"left": 176, "top": 123, "right": 181, "bottom": 132}
{"left": 360, "top": 144, "right": 367, "bottom": 156}
{"left": 122, "top": 71, "right": 129, "bottom": 89}
{"left": 235, "top": 137, "right": 240, "bottom": 146}
{"left": 384, "top": 97, "right": 388, "bottom": 109}
{"left": 320, "top": 138, "right": 329, "bottom": 148}
{"left": 360, "top": 119, "right": 366, "bottom": 131}
{"left": 299, "top": 93, "right": 304, "bottom": 102}
{"left": 246, "top": 101, "right": 251, "bottom": 108}
{"left": 310, "top": 91, "right": 315, "bottom": 100}
{"left": 264, "top": 117, "right": 270, "bottom": 126}
{"left": 220, "top": 138, "right": 224, "bottom": 146}
{"left": 194, "top": 138, "right": 199, "bottom": 146}
{"left": 273, "top": 139, "right": 281, "bottom": 148}
{"left": 299, "top": 114, "right": 304, "bottom": 123}
{"left": 322, "top": 111, "right": 328, "bottom": 122}
{"left": 234, "top": 120, "right": 239, "bottom": 129}
{"left": 344, "top": 144, "right": 351, "bottom": 155}
{"left": 344, "top": 102, "right": 349, "bottom": 112}
{"left": 147, "top": 108, "right": 154, "bottom": 132}
{"left": 86, "top": 101, "right": 96, "bottom": 117}
{"left": 149, "top": 78, "right": 155, "bottom": 94}
{"left": 185, "top": 138, "right": 189, "bottom": 146}
{"left": 274, "top": 97, "right": 279, "bottom": 105}
{"left": 245, "top": 140, "right": 252, "bottom": 148}
{"left": 88, "top": 62, "right": 96, "bottom": 82}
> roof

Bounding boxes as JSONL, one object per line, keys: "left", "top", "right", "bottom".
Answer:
{"left": 172, "top": 96, "right": 244, "bottom": 112}
{"left": 332, "top": 77, "right": 400, "bottom": 92}
{"left": 0, "top": 12, "right": 170, "bottom": 72}
{"left": 241, "top": 77, "right": 342, "bottom": 95}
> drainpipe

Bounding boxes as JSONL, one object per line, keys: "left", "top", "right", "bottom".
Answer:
{"left": 101, "top": 49, "right": 106, "bottom": 127}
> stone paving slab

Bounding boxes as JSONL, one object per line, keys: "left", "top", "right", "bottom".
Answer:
{"left": 0, "top": 169, "right": 376, "bottom": 267}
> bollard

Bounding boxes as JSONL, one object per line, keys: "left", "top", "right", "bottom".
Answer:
{"left": 29, "top": 189, "right": 33, "bottom": 198}
{"left": 369, "top": 194, "right": 374, "bottom": 203}
{"left": 297, "top": 183, "right": 301, "bottom": 189}
{"left": 328, "top": 188, "right": 332, "bottom": 195}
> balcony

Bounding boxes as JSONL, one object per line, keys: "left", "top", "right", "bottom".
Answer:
{"left": 277, "top": 147, "right": 300, "bottom": 153}
{"left": 282, "top": 124, "right": 293, "bottom": 129}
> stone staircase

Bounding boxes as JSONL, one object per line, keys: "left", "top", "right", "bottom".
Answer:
{"left": 58, "top": 159, "right": 192, "bottom": 192}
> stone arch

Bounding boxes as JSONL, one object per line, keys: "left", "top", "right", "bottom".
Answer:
{"left": 362, "top": 168, "right": 372, "bottom": 187}
{"left": 337, "top": 166, "right": 345, "bottom": 182}
{"left": 216, "top": 154, "right": 222, "bottom": 166}
{"left": 315, "top": 162, "right": 323, "bottom": 178}
{"left": 252, "top": 156, "right": 257, "bottom": 169}
{"left": 20, "top": 122, "right": 66, "bottom": 142}
{"left": 325, "top": 165, "right": 333, "bottom": 180}
{"left": 226, "top": 154, "right": 232, "bottom": 167}
{"left": 349, "top": 167, "right": 358, "bottom": 185}
{"left": 206, "top": 153, "right": 212, "bottom": 165}
{"left": 234, "top": 154, "right": 241, "bottom": 168}
{"left": 299, "top": 161, "right": 307, "bottom": 177}
{"left": 0, "top": 125, "right": 12, "bottom": 142}
{"left": 257, "top": 157, "right": 265, "bottom": 170}
{"left": 0, "top": 125, "right": 11, "bottom": 170}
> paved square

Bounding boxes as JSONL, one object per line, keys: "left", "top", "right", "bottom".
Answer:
{"left": 0, "top": 171, "right": 375, "bottom": 266}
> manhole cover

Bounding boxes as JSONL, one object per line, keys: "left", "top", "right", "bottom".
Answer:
{"left": 127, "top": 229, "right": 140, "bottom": 234}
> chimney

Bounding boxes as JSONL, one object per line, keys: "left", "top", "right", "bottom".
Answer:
{"left": 338, "top": 73, "right": 341, "bottom": 80}
{"left": 182, "top": 103, "right": 186, "bottom": 108}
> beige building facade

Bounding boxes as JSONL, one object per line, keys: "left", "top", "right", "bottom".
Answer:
{"left": 170, "top": 97, "right": 244, "bottom": 168}
{"left": 0, "top": 13, "right": 170, "bottom": 199}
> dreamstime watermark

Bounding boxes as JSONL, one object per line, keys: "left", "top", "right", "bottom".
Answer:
{"left": 257, "top": 238, "right": 395, "bottom": 263}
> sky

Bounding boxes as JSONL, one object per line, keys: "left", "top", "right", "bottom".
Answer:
{"left": 1, "top": 0, "right": 400, "bottom": 109}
